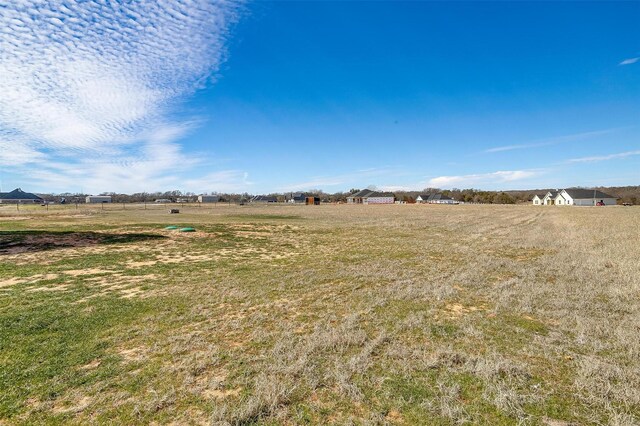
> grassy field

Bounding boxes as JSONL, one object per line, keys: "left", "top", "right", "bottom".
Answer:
{"left": 1, "top": 203, "right": 638, "bottom": 425}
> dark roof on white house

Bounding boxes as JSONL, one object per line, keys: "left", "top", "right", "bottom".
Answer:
{"left": 428, "top": 193, "right": 453, "bottom": 201}
{"left": 545, "top": 191, "right": 560, "bottom": 198}
{"left": 365, "top": 191, "right": 395, "bottom": 198}
{"left": 348, "top": 189, "right": 375, "bottom": 198}
{"left": 347, "top": 189, "right": 395, "bottom": 199}
{"left": 251, "top": 195, "right": 278, "bottom": 202}
{"left": 0, "top": 188, "right": 43, "bottom": 200}
{"left": 563, "top": 188, "right": 616, "bottom": 199}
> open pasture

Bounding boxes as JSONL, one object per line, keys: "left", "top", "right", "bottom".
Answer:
{"left": 1, "top": 203, "right": 638, "bottom": 425}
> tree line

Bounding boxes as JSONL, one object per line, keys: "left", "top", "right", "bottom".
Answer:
{"left": 37, "top": 186, "right": 640, "bottom": 205}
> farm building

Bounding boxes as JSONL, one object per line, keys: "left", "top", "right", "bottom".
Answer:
{"left": 251, "top": 195, "right": 278, "bottom": 203}
{"left": 0, "top": 188, "right": 43, "bottom": 204}
{"left": 306, "top": 196, "right": 320, "bottom": 205}
{"left": 86, "top": 195, "right": 112, "bottom": 203}
{"left": 155, "top": 199, "right": 172, "bottom": 203}
{"left": 347, "top": 189, "right": 395, "bottom": 204}
{"left": 555, "top": 189, "right": 617, "bottom": 206}
{"left": 198, "top": 195, "right": 219, "bottom": 203}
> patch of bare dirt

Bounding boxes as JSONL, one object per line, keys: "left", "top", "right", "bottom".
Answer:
{"left": 52, "top": 396, "right": 92, "bottom": 414}
{"left": 385, "top": 409, "right": 404, "bottom": 424}
{"left": 126, "top": 260, "right": 158, "bottom": 268}
{"left": 118, "top": 347, "right": 146, "bottom": 363}
{"left": 72, "top": 273, "right": 159, "bottom": 302}
{"left": 27, "top": 284, "right": 70, "bottom": 293}
{"left": 79, "top": 359, "right": 101, "bottom": 370}
{"left": 203, "top": 387, "right": 242, "bottom": 399}
{"left": 443, "top": 303, "right": 484, "bottom": 319}
{"left": 64, "top": 268, "right": 113, "bottom": 276}
{"left": 0, "top": 277, "right": 31, "bottom": 288}
{"left": 0, "top": 273, "right": 60, "bottom": 288}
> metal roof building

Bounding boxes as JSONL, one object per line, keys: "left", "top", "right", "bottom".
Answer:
{"left": 0, "top": 188, "right": 43, "bottom": 204}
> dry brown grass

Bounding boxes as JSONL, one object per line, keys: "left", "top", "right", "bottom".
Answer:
{"left": 1, "top": 203, "right": 639, "bottom": 424}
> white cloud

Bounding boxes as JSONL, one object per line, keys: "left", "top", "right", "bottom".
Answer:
{"left": 485, "top": 128, "right": 621, "bottom": 153}
{"left": 568, "top": 150, "right": 640, "bottom": 163}
{"left": 0, "top": 0, "right": 242, "bottom": 192}
{"left": 619, "top": 57, "right": 639, "bottom": 65}
{"left": 426, "top": 170, "right": 539, "bottom": 188}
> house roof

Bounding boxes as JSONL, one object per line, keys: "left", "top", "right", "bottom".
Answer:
{"left": 544, "top": 191, "right": 560, "bottom": 199}
{"left": 365, "top": 191, "right": 395, "bottom": 198}
{"left": 348, "top": 189, "right": 375, "bottom": 198}
{"left": 563, "top": 188, "right": 616, "bottom": 199}
{"left": 0, "top": 188, "right": 43, "bottom": 200}
{"left": 252, "top": 195, "right": 278, "bottom": 202}
{"left": 428, "top": 193, "right": 453, "bottom": 201}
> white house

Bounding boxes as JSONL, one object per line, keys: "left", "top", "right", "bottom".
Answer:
{"left": 364, "top": 192, "right": 395, "bottom": 204}
{"left": 531, "top": 194, "right": 544, "bottom": 205}
{"left": 558, "top": 188, "right": 617, "bottom": 206}
{"left": 347, "top": 189, "right": 395, "bottom": 204}
{"left": 533, "top": 188, "right": 617, "bottom": 206}
{"left": 429, "top": 193, "right": 456, "bottom": 204}
{"left": 542, "top": 191, "right": 560, "bottom": 205}
{"left": 416, "top": 193, "right": 456, "bottom": 204}
{"left": 347, "top": 189, "right": 373, "bottom": 204}
{"left": 86, "top": 195, "right": 112, "bottom": 203}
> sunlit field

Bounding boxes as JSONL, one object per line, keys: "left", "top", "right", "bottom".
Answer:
{"left": 1, "top": 203, "right": 638, "bottom": 425}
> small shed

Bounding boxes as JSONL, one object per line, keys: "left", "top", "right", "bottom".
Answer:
{"left": 306, "top": 196, "right": 320, "bottom": 205}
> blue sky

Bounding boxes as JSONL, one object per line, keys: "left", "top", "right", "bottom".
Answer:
{"left": 0, "top": 1, "right": 638, "bottom": 194}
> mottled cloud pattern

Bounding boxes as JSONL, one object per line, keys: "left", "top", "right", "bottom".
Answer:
{"left": 0, "top": 1, "right": 243, "bottom": 192}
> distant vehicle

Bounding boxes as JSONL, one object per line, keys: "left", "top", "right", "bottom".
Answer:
{"left": 622, "top": 202, "right": 633, "bottom": 206}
